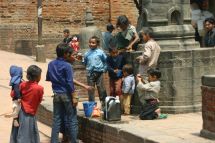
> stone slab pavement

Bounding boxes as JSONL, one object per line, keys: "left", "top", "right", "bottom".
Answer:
{"left": 0, "top": 50, "right": 53, "bottom": 143}
{"left": 0, "top": 50, "right": 214, "bottom": 143}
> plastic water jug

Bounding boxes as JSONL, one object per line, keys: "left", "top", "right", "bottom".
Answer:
{"left": 104, "top": 96, "right": 121, "bottom": 121}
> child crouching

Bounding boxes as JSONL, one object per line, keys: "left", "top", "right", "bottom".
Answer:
{"left": 136, "top": 68, "right": 167, "bottom": 120}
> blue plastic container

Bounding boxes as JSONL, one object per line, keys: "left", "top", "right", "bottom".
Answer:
{"left": 82, "top": 101, "right": 96, "bottom": 117}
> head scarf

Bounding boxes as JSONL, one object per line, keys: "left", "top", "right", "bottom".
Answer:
{"left": 9, "top": 65, "right": 23, "bottom": 86}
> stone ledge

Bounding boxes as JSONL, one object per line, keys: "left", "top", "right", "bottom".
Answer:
{"left": 37, "top": 103, "right": 159, "bottom": 143}
{"left": 202, "top": 75, "right": 215, "bottom": 87}
{"left": 200, "top": 129, "right": 215, "bottom": 140}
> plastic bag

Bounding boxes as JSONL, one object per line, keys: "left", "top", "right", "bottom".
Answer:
{"left": 91, "top": 106, "right": 101, "bottom": 117}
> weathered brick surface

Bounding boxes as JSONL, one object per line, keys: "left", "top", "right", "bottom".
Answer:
{"left": 0, "top": 0, "right": 138, "bottom": 57}
{"left": 0, "top": 0, "right": 138, "bottom": 33}
{"left": 110, "top": 0, "right": 138, "bottom": 25}
{"left": 201, "top": 86, "right": 215, "bottom": 132}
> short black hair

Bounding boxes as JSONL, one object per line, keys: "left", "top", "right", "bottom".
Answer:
{"left": 147, "top": 68, "right": 161, "bottom": 79}
{"left": 26, "top": 65, "right": 42, "bottom": 81}
{"left": 116, "top": 15, "right": 130, "bottom": 27}
{"left": 204, "top": 17, "right": 215, "bottom": 25}
{"left": 109, "top": 46, "right": 118, "bottom": 53}
{"left": 90, "top": 36, "right": 100, "bottom": 46}
{"left": 71, "top": 34, "right": 80, "bottom": 41}
{"left": 140, "top": 27, "right": 154, "bottom": 37}
{"left": 106, "top": 23, "right": 115, "bottom": 31}
{"left": 63, "top": 29, "right": 70, "bottom": 33}
{"left": 56, "top": 43, "right": 74, "bottom": 58}
{"left": 122, "top": 64, "right": 133, "bottom": 75}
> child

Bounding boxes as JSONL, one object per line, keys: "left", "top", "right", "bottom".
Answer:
{"left": 10, "top": 65, "right": 43, "bottom": 143}
{"left": 69, "top": 34, "right": 80, "bottom": 52}
{"left": 46, "top": 43, "right": 78, "bottom": 143}
{"left": 136, "top": 27, "right": 161, "bottom": 77}
{"left": 122, "top": 64, "right": 135, "bottom": 115}
{"left": 136, "top": 68, "right": 167, "bottom": 120}
{"left": 107, "top": 47, "right": 125, "bottom": 98}
{"left": 102, "top": 23, "right": 115, "bottom": 52}
{"left": 5, "top": 65, "right": 23, "bottom": 127}
{"left": 83, "top": 36, "right": 107, "bottom": 105}
{"left": 115, "top": 15, "right": 139, "bottom": 52}
{"left": 63, "top": 29, "right": 72, "bottom": 44}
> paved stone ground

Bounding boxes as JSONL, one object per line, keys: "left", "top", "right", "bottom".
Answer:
{"left": 0, "top": 50, "right": 52, "bottom": 143}
{"left": 0, "top": 50, "right": 214, "bottom": 143}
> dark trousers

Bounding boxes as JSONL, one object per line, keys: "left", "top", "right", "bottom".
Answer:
{"left": 139, "top": 99, "right": 159, "bottom": 120}
{"left": 87, "top": 72, "right": 107, "bottom": 102}
{"left": 51, "top": 94, "right": 78, "bottom": 143}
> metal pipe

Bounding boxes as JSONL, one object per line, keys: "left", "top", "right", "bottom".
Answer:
{"left": 37, "top": 0, "right": 42, "bottom": 45}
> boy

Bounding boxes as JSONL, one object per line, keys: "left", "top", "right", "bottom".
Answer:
{"left": 63, "top": 29, "right": 72, "bottom": 44}
{"left": 136, "top": 27, "right": 161, "bottom": 77}
{"left": 204, "top": 17, "right": 215, "bottom": 47}
{"left": 83, "top": 36, "right": 107, "bottom": 106}
{"left": 107, "top": 47, "right": 125, "bottom": 98}
{"left": 122, "top": 64, "right": 135, "bottom": 115}
{"left": 136, "top": 68, "right": 167, "bottom": 120}
{"left": 102, "top": 23, "right": 115, "bottom": 52}
{"left": 115, "top": 15, "right": 139, "bottom": 52}
{"left": 46, "top": 43, "right": 78, "bottom": 143}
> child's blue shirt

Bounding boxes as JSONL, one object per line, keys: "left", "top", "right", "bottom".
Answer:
{"left": 122, "top": 74, "right": 135, "bottom": 95}
{"left": 84, "top": 48, "right": 107, "bottom": 75}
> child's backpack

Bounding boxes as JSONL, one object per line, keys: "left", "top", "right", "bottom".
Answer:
{"left": 104, "top": 96, "right": 121, "bottom": 121}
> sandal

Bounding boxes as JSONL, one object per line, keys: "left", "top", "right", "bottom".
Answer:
{"left": 158, "top": 114, "right": 168, "bottom": 119}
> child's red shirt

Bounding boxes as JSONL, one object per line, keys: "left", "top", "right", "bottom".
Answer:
{"left": 20, "top": 81, "right": 44, "bottom": 115}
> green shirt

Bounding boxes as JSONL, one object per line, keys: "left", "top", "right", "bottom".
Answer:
{"left": 115, "top": 25, "right": 135, "bottom": 49}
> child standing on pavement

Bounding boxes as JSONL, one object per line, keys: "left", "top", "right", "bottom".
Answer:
{"left": 107, "top": 47, "right": 125, "bottom": 98}
{"left": 83, "top": 36, "right": 107, "bottom": 106}
{"left": 10, "top": 65, "right": 43, "bottom": 143}
{"left": 136, "top": 68, "right": 167, "bottom": 120}
{"left": 5, "top": 65, "right": 23, "bottom": 127}
{"left": 122, "top": 64, "right": 135, "bottom": 115}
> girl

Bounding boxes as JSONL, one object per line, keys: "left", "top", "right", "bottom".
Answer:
{"left": 10, "top": 65, "right": 43, "bottom": 143}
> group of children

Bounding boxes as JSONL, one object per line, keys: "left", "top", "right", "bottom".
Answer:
{"left": 5, "top": 15, "right": 166, "bottom": 143}
{"left": 83, "top": 35, "right": 166, "bottom": 119}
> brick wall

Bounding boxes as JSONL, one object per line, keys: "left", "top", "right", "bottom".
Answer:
{"left": 0, "top": 0, "right": 138, "bottom": 33}
{"left": 0, "top": 0, "right": 138, "bottom": 56}
{"left": 200, "top": 75, "right": 215, "bottom": 139}
{"left": 73, "top": 62, "right": 110, "bottom": 100}
{"left": 37, "top": 104, "right": 157, "bottom": 143}
{"left": 0, "top": 0, "right": 110, "bottom": 34}
{"left": 78, "top": 116, "right": 157, "bottom": 143}
{"left": 110, "top": 0, "right": 139, "bottom": 26}
{"left": 201, "top": 86, "right": 215, "bottom": 132}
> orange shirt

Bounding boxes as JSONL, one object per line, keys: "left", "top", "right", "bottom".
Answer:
{"left": 20, "top": 81, "right": 44, "bottom": 115}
